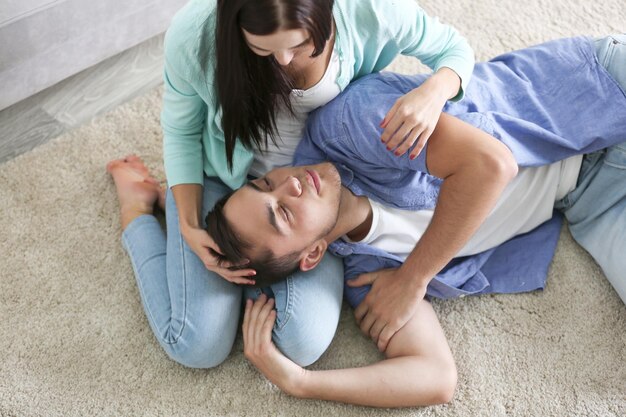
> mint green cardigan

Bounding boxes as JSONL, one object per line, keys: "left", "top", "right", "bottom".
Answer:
{"left": 161, "top": 0, "right": 474, "bottom": 189}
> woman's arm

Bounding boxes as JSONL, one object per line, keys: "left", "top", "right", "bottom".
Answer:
{"left": 380, "top": 67, "right": 462, "bottom": 158}
{"left": 162, "top": 32, "right": 255, "bottom": 284}
{"left": 377, "top": 0, "right": 475, "bottom": 157}
{"left": 350, "top": 113, "right": 518, "bottom": 351}
{"left": 383, "top": 0, "right": 474, "bottom": 99}
{"left": 243, "top": 295, "right": 457, "bottom": 408}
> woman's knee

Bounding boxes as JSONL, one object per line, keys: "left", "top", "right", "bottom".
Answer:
{"left": 272, "top": 320, "right": 337, "bottom": 366}
{"left": 153, "top": 297, "right": 241, "bottom": 369}
{"left": 265, "top": 253, "right": 344, "bottom": 366}
{"left": 271, "top": 283, "right": 342, "bottom": 366}
{"left": 160, "top": 330, "right": 236, "bottom": 369}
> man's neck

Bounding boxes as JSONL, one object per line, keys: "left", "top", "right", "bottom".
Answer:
{"left": 324, "top": 186, "right": 372, "bottom": 243}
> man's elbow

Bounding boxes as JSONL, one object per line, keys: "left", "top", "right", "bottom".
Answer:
{"left": 483, "top": 143, "right": 518, "bottom": 185}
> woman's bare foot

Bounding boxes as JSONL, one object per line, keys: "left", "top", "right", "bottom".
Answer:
{"left": 106, "top": 155, "right": 165, "bottom": 230}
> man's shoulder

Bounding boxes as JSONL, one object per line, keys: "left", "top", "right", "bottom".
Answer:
{"left": 308, "top": 72, "right": 406, "bottom": 129}
{"left": 301, "top": 72, "right": 423, "bottom": 162}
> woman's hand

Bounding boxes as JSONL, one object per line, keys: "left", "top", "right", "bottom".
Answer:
{"left": 182, "top": 225, "right": 257, "bottom": 285}
{"left": 171, "top": 183, "right": 256, "bottom": 284}
{"left": 380, "top": 68, "right": 461, "bottom": 160}
{"left": 243, "top": 295, "right": 308, "bottom": 397}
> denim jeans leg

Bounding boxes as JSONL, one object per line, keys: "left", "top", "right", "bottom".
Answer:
{"left": 122, "top": 176, "right": 242, "bottom": 368}
{"left": 557, "top": 143, "right": 626, "bottom": 304}
{"left": 244, "top": 253, "right": 344, "bottom": 367}
{"left": 594, "top": 34, "right": 626, "bottom": 93}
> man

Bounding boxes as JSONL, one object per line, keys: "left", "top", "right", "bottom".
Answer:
{"left": 200, "top": 35, "right": 626, "bottom": 405}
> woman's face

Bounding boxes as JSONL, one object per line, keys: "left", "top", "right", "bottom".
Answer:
{"left": 242, "top": 28, "right": 319, "bottom": 71}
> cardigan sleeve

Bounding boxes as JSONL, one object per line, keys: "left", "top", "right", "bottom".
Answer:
{"left": 381, "top": 0, "right": 475, "bottom": 100}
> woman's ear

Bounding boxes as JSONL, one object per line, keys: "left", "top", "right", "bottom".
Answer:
{"left": 299, "top": 239, "right": 328, "bottom": 272}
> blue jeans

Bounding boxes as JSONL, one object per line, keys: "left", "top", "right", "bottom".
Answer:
{"left": 122, "top": 176, "right": 344, "bottom": 368}
{"left": 556, "top": 35, "right": 626, "bottom": 304}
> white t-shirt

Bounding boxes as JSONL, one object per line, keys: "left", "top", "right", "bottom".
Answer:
{"left": 249, "top": 48, "right": 342, "bottom": 177}
{"left": 343, "top": 155, "right": 583, "bottom": 258}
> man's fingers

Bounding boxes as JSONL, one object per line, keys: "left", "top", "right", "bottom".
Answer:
{"left": 347, "top": 272, "right": 376, "bottom": 287}
{"left": 354, "top": 301, "right": 368, "bottom": 324}
{"left": 377, "top": 325, "right": 396, "bottom": 352}
{"left": 359, "top": 312, "right": 376, "bottom": 336}
{"left": 262, "top": 310, "right": 277, "bottom": 344}
{"left": 256, "top": 298, "right": 275, "bottom": 344}
{"left": 248, "top": 295, "right": 270, "bottom": 348}
{"left": 242, "top": 299, "right": 253, "bottom": 346}
{"left": 369, "top": 320, "right": 387, "bottom": 344}
{"left": 247, "top": 294, "right": 266, "bottom": 335}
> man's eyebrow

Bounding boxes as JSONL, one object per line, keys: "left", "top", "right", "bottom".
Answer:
{"left": 247, "top": 37, "right": 310, "bottom": 52}
{"left": 245, "top": 182, "right": 285, "bottom": 235}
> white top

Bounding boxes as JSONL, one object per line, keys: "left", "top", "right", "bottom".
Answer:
{"left": 249, "top": 48, "right": 342, "bottom": 177}
{"left": 343, "top": 155, "right": 583, "bottom": 258}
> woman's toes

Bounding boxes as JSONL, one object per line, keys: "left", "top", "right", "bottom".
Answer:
{"left": 143, "top": 176, "right": 159, "bottom": 185}
{"left": 106, "top": 159, "right": 124, "bottom": 173}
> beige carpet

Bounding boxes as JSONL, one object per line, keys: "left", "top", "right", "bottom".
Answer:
{"left": 1, "top": 1, "right": 625, "bottom": 415}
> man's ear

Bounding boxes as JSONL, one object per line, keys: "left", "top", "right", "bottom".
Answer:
{"left": 299, "top": 239, "right": 328, "bottom": 272}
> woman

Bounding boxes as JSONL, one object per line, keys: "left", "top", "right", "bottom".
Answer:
{"left": 117, "top": 0, "right": 474, "bottom": 368}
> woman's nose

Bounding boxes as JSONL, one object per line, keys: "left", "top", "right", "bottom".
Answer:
{"left": 273, "top": 50, "right": 294, "bottom": 66}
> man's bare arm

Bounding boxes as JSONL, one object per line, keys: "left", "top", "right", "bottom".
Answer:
{"left": 352, "top": 112, "right": 518, "bottom": 351}
{"left": 405, "top": 112, "right": 518, "bottom": 280}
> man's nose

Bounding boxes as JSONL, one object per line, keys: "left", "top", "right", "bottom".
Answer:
{"left": 279, "top": 176, "right": 302, "bottom": 197}
{"left": 273, "top": 50, "right": 294, "bottom": 66}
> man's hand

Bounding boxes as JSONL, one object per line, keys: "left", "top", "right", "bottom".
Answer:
{"left": 348, "top": 268, "right": 427, "bottom": 352}
{"left": 243, "top": 295, "right": 308, "bottom": 397}
{"left": 182, "top": 226, "right": 256, "bottom": 285}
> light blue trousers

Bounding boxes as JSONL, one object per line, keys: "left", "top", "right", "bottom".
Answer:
{"left": 556, "top": 35, "right": 626, "bottom": 304}
{"left": 122, "top": 176, "right": 343, "bottom": 368}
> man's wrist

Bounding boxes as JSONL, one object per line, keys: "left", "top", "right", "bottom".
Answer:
{"left": 286, "top": 368, "right": 311, "bottom": 399}
{"left": 398, "top": 263, "right": 431, "bottom": 292}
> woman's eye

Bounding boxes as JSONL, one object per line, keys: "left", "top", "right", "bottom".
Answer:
{"left": 263, "top": 178, "right": 272, "bottom": 190}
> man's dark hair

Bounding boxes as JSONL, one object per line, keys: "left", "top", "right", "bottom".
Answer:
{"left": 210, "top": 0, "right": 335, "bottom": 171}
{"left": 205, "top": 192, "right": 302, "bottom": 287}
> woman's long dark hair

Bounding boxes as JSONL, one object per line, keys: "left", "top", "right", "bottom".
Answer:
{"left": 214, "top": 0, "right": 334, "bottom": 171}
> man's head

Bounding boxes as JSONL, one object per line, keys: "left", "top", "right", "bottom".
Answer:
{"left": 206, "top": 162, "right": 343, "bottom": 287}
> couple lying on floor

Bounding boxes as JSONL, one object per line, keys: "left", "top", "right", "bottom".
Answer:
{"left": 108, "top": 35, "right": 626, "bottom": 407}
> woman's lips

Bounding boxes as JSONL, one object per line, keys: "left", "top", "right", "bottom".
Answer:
{"left": 306, "top": 169, "right": 320, "bottom": 195}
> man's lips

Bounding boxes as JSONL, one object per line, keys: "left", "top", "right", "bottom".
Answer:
{"left": 305, "top": 169, "right": 320, "bottom": 195}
